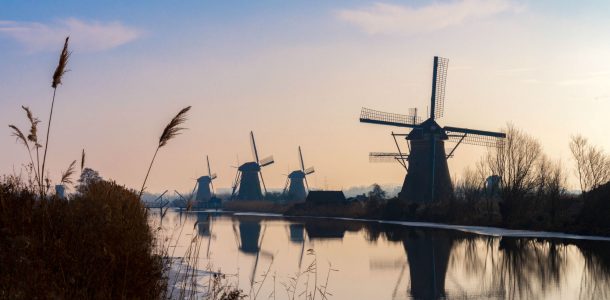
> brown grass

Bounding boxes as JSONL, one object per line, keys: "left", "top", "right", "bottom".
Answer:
{"left": 52, "top": 37, "right": 70, "bottom": 89}
{"left": 139, "top": 106, "right": 192, "bottom": 198}
{"left": 0, "top": 177, "right": 165, "bottom": 299}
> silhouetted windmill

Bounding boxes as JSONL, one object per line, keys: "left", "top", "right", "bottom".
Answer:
{"left": 195, "top": 155, "right": 217, "bottom": 204}
{"left": 231, "top": 131, "right": 275, "bottom": 201}
{"left": 360, "top": 56, "right": 506, "bottom": 202}
{"left": 282, "top": 146, "right": 315, "bottom": 202}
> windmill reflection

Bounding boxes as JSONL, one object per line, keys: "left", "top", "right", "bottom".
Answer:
{"left": 403, "top": 230, "right": 453, "bottom": 300}
{"left": 231, "top": 215, "right": 273, "bottom": 285}
{"left": 193, "top": 212, "right": 217, "bottom": 258}
{"left": 288, "top": 223, "right": 307, "bottom": 268}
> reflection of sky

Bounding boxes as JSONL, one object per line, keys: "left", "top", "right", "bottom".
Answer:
{"left": 3, "top": 1, "right": 610, "bottom": 193}
{"left": 152, "top": 210, "right": 610, "bottom": 299}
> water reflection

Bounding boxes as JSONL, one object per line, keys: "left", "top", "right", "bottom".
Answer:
{"left": 157, "top": 211, "right": 610, "bottom": 299}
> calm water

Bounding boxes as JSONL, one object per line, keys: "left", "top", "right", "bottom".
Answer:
{"left": 152, "top": 210, "right": 610, "bottom": 300}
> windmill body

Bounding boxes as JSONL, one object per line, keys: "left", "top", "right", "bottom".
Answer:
{"left": 195, "top": 176, "right": 213, "bottom": 202}
{"left": 283, "top": 146, "right": 314, "bottom": 202}
{"left": 232, "top": 132, "right": 274, "bottom": 201}
{"left": 195, "top": 156, "right": 217, "bottom": 206}
{"left": 361, "top": 56, "right": 506, "bottom": 203}
{"left": 236, "top": 162, "right": 264, "bottom": 200}
{"left": 287, "top": 170, "right": 307, "bottom": 201}
{"left": 402, "top": 119, "right": 453, "bottom": 202}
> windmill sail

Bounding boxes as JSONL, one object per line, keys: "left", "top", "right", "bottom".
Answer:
{"left": 360, "top": 108, "right": 422, "bottom": 128}
{"left": 250, "top": 131, "right": 259, "bottom": 163}
{"left": 206, "top": 155, "right": 215, "bottom": 193}
{"left": 259, "top": 156, "right": 274, "bottom": 167}
{"left": 369, "top": 152, "right": 409, "bottom": 163}
{"left": 430, "top": 56, "right": 449, "bottom": 120}
{"left": 444, "top": 126, "right": 506, "bottom": 147}
{"left": 299, "top": 146, "right": 305, "bottom": 171}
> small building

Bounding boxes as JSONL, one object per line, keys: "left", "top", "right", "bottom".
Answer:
{"left": 305, "top": 190, "right": 346, "bottom": 205}
{"left": 55, "top": 184, "right": 66, "bottom": 199}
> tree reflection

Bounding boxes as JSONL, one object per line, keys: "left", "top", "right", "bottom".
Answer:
{"left": 369, "top": 222, "right": 610, "bottom": 300}
{"left": 577, "top": 241, "right": 610, "bottom": 299}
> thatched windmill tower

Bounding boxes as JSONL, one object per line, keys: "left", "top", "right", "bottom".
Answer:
{"left": 195, "top": 155, "right": 217, "bottom": 203}
{"left": 361, "top": 56, "right": 506, "bottom": 202}
{"left": 283, "top": 146, "right": 315, "bottom": 202}
{"left": 231, "top": 131, "right": 274, "bottom": 201}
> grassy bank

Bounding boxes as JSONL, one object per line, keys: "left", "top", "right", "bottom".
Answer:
{"left": 0, "top": 177, "right": 165, "bottom": 299}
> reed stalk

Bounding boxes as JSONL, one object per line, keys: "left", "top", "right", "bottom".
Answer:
{"left": 41, "top": 37, "right": 70, "bottom": 198}
{"left": 139, "top": 106, "right": 191, "bottom": 199}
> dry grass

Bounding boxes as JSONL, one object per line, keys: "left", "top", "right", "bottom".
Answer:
{"left": 52, "top": 37, "right": 70, "bottom": 89}
{"left": 0, "top": 177, "right": 165, "bottom": 299}
{"left": 139, "top": 106, "right": 192, "bottom": 198}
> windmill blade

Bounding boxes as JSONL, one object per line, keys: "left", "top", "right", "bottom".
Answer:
{"left": 444, "top": 126, "right": 506, "bottom": 147}
{"left": 260, "top": 155, "right": 274, "bottom": 167}
{"left": 283, "top": 177, "right": 289, "bottom": 194}
{"left": 250, "top": 131, "right": 260, "bottom": 164}
{"left": 207, "top": 155, "right": 215, "bottom": 193}
{"left": 447, "top": 134, "right": 505, "bottom": 148}
{"left": 360, "top": 107, "right": 422, "bottom": 128}
{"left": 430, "top": 56, "right": 449, "bottom": 120}
{"left": 304, "top": 167, "right": 315, "bottom": 175}
{"left": 304, "top": 176, "right": 310, "bottom": 192}
{"left": 259, "top": 171, "right": 268, "bottom": 195}
{"left": 369, "top": 152, "right": 409, "bottom": 163}
{"left": 231, "top": 170, "right": 240, "bottom": 199}
{"left": 444, "top": 126, "right": 505, "bottom": 138}
{"left": 298, "top": 146, "right": 305, "bottom": 172}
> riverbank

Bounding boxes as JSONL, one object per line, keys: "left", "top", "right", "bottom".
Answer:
{"left": 222, "top": 196, "right": 610, "bottom": 238}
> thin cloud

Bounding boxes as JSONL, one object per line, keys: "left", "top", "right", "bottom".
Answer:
{"left": 0, "top": 18, "right": 142, "bottom": 52}
{"left": 557, "top": 70, "right": 610, "bottom": 86}
{"left": 337, "top": 0, "right": 522, "bottom": 35}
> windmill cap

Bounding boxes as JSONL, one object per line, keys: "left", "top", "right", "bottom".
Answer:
{"left": 288, "top": 170, "right": 305, "bottom": 179}
{"left": 239, "top": 161, "right": 261, "bottom": 172}
{"left": 197, "top": 176, "right": 212, "bottom": 183}
{"left": 407, "top": 119, "right": 448, "bottom": 140}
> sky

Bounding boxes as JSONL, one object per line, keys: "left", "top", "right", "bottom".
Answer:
{"left": 2, "top": 0, "right": 610, "bottom": 194}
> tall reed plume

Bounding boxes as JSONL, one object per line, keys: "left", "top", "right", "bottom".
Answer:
{"left": 80, "top": 149, "right": 85, "bottom": 172}
{"left": 8, "top": 105, "right": 44, "bottom": 192}
{"left": 139, "top": 106, "right": 192, "bottom": 198}
{"left": 22, "top": 106, "right": 43, "bottom": 190}
{"left": 60, "top": 160, "right": 77, "bottom": 185}
{"left": 41, "top": 36, "right": 70, "bottom": 197}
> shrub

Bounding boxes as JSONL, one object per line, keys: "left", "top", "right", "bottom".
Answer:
{"left": 0, "top": 177, "right": 165, "bottom": 299}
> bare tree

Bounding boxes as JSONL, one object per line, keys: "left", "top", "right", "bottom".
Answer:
{"left": 485, "top": 124, "right": 542, "bottom": 198}
{"left": 569, "top": 135, "right": 610, "bottom": 192}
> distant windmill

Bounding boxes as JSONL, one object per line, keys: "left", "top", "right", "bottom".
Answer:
{"left": 195, "top": 155, "right": 217, "bottom": 203}
{"left": 360, "top": 56, "right": 506, "bottom": 203}
{"left": 283, "top": 146, "right": 315, "bottom": 202}
{"left": 231, "top": 131, "right": 275, "bottom": 200}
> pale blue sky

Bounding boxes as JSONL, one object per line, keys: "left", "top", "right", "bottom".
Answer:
{"left": 2, "top": 1, "right": 610, "bottom": 193}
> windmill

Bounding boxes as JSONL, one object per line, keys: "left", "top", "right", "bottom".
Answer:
{"left": 360, "top": 56, "right": 506, "bottom": 203}
{"left": 282, "top": 146, "right": 315, "bottom": 202}
{"left": 231, "top": 131, "right": 275, "bottom": 201}
{"left": 195, "top": 155, "right": 217, "bottom": 204}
